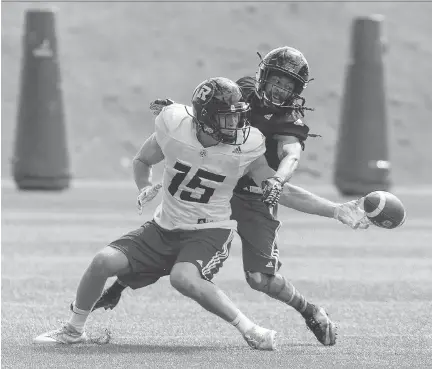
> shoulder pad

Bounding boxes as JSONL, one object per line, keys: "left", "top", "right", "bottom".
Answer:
{"left": 262, "top": 113, "right": 310, "bottom": 141}
{"left": 155, "top": 104, "right": 190, "bottom": 146}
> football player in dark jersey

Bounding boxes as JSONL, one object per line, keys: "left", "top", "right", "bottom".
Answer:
{"left": 231, "top": 47, "right": 337, "bottom": 346}
{"left": 87, "top": 47, "right": 370, "bottom": 346}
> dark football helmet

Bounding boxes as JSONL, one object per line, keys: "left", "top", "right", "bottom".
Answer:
{"left": 255, "top": 46, "right": 312, "bottom": 112}
{"left": 191, "top": 77, "right": 251, "bottom": 145}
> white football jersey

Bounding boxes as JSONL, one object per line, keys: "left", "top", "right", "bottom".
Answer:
{"left": 153, "top": 103, "right": 265, "bottom": 230}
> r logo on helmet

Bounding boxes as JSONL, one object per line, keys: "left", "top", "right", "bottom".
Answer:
{"left": 195, "top": 83, "right": 214, "bottom": 104}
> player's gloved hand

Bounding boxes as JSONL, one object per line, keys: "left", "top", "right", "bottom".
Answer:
{"left": 261, "top": 176, "right": 284, "bottom": 207}
{"left": 333, "top": 198, "right": 371, "bottom": 229}
{"left": 137, "top": 183, "right": 162, "bottom": 215}
{"left": 149, "top": 98, "right": 175, "bottom": 116}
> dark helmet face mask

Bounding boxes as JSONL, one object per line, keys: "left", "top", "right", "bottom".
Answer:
{"left": 261, "top": 72, "right": 296, "bottom": 108}
{"left": 205, "top": 102, "right": 251, "bottom": 145}
{"left": 188, "top": 102, "right": 251, "bottom": 145}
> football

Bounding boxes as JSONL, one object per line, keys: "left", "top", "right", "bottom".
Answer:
{"left": 363, "top": 191, "right": 406, "bottom": 229}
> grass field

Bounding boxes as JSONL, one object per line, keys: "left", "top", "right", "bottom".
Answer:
{"left": 1, "top": 183, "right": 432, "bottom": 368}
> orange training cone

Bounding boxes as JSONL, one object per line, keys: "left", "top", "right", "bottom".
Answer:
{"left": 12, "top": 9, "right": 70, "bottom": 190}
{"left": 334, "top": 15, "right": 390, "bottom": 196}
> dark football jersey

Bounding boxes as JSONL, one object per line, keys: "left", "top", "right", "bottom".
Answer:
{"left": 234, "top": 76, "right": 310, "bottom": 192}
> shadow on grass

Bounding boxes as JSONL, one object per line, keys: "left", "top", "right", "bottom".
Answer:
{"left": 31, "top": 344, "right": 226, "bottom": 355}
{"left": 30, "top": 341, "right": 319, "bottom": 355}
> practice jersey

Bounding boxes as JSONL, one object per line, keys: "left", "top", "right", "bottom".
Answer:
{"left": 153, "top": 103, "right": 266, "bottom": 230}
{"left": 234, "top": 76, "right": 310, "bottom": 192}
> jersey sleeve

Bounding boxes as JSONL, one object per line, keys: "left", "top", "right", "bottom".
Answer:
{"left": 266, "top": 111, "right": 310, "bottom": 143}
{"left": 154, "top": 108, "right": 170, "bottom": 149}
{"left": 272, "top": 120, "right": 310, "bottom": 141}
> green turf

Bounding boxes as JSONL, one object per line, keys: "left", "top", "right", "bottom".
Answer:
{"left": 2, "top": 2, "right": 432, "bottom": 183}
{"left": 2, "top": 185, "right": 432, "bottom": 368}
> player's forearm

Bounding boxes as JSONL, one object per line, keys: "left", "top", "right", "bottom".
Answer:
{"left": 133, "top": 158, "right": 153, "bottom": 191}
{"left": 279, "top": 184, "right": 339, "bottom": 218}
{"left": 132, "top": 133, "right": 164, "bottom": 191}
{"left": 273, "top": 155, "right": 299, "bottom": 183}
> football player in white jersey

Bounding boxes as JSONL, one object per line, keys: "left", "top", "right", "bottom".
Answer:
{"left": 34, "top": 77, "right": 288, "bottom": 350}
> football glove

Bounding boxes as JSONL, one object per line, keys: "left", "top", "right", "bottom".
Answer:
{"left": 334, "top": 198, "right": 371, "bottom": 229}
{"left": 261, "top": 176, "right": 284, "bottom": 207}
{"left": 137, "top": 183, "right": 162, "bottom": 215}
{"left": 149, "top": 98, "right": 175, "bottom": 116}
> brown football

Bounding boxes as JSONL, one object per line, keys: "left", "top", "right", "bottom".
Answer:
{"left": 364, "top": 191, "right": 406, "bottom": 229}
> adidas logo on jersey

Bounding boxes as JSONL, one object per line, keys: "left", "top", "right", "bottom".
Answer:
{"left": 196, "top": 260, "right": 203, "bottom": 267}
{"left": 232, "top": 146, "right": 242, "bottom": 154}
{"left": 264, "top": 114, "right": 273, "bottom": 120}
{"left": 266, "top": 261, "right": 274, "bottom": 268}
{"left": 293, "top": 119, "right": 304, "bottom": 126}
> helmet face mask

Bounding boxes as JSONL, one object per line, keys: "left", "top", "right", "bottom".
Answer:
{"left": 262, "top": 72, "right": 296, "bottom": 108}
{"left": 191, "top": 78, "right": 251, "bottom": 145}
{"left": 255, "top": 46, "right": 311, "bottom": 111}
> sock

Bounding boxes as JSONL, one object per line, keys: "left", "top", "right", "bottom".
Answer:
{"left": 283, "top": 282, "right": 315, "bottom": 318}
{"left": 68, "top": 302, "right": 90, "bottom": 333}
{"left": 108, "top": 279, "right": 127, "bottom": 295}
{"left": 286, "top": 287, "right": 315, "bottom": 318}
{"left": 230, "top": 311, "right": 255, "bottom": 335}
{"left": 262, "top": 274, "right": 315, "bottom": 318}
{"left": 301, "top": 302, "right": 315, "bottom": 319}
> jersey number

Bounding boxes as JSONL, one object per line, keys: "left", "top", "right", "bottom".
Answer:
{"left": 168, "top": 161, "right": 226, "bottom": 204}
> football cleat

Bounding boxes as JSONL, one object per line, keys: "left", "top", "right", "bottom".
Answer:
{"left": 243, "top": 326, "right": 277, "bottom": 351}
{"left": 90, "top": 289, "right": 122, "bottom": 312}
{"left": 33, "top": 324, "right": 88, "bottom": 344}
{"left": 304, "top": 305, "right": 337, "bottom": 346}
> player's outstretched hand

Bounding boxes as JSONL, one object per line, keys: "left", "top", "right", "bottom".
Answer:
{"left": 334, "top": 198, "right": 371, "bottom": 229}
{"left": 137, "top": 183, "right": 162, "bottom": 215}
{"left": 261, "top": 176, "right": 284, "bottom": 207}
{"left": 149, "top": 98, "right": 175, "bottom": 116}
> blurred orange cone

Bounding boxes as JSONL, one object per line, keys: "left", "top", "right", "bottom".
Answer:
{"left": 12, "top": 9, "right": 70, "bottom": 190}
{"left": 334, "top": 15, "right": 390, "bottom": 196}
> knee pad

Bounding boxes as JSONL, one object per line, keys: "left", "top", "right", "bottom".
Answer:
{"left": 245, "top": 271, "right": 287, "bottom": 297}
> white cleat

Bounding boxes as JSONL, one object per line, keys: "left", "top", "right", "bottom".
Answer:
{"left": 243, "top": 326, "right": 277, "bottom": 351}
{"left": 33, "top": 324, "right": 88, "bottom": 344}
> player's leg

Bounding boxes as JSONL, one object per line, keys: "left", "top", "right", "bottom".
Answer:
{"left": 169, "top": 228, "right": 276, "bottom": 350}
{"left": 34, "top": 246, "right": 131, "bottom": 344}
{"left": 231, "top": 192, "right": 337, "bottom": 346}
{"left": 34, "top": 221, "right": 171, "bottom": 344}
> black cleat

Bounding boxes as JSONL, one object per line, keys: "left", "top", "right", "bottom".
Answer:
{"left": 304, "top": 305, "right": 337, "bottom": 346}
{"left": 91, "top": 289, "right": 122, "bottom": 312}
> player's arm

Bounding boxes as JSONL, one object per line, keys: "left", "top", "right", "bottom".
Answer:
{"left": 279, "top": 184, "right": 336, "bottom": 218}
{"left": 279, "top": 184, "right": 369, "bottom": 229}
{"left": 246, "top": 157, "right": 368, "bottom": 228}
{"left": 133, "top": 133, "right": 164, "bottom": 191}
{"left": 272, "top": 135, "right": 303, "bottom": 183}
{"left": 245, "top": 154, "right": 277, "bottom": 187}
{"left": 247, "top": 156, "right": 336, "bottom": 217}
